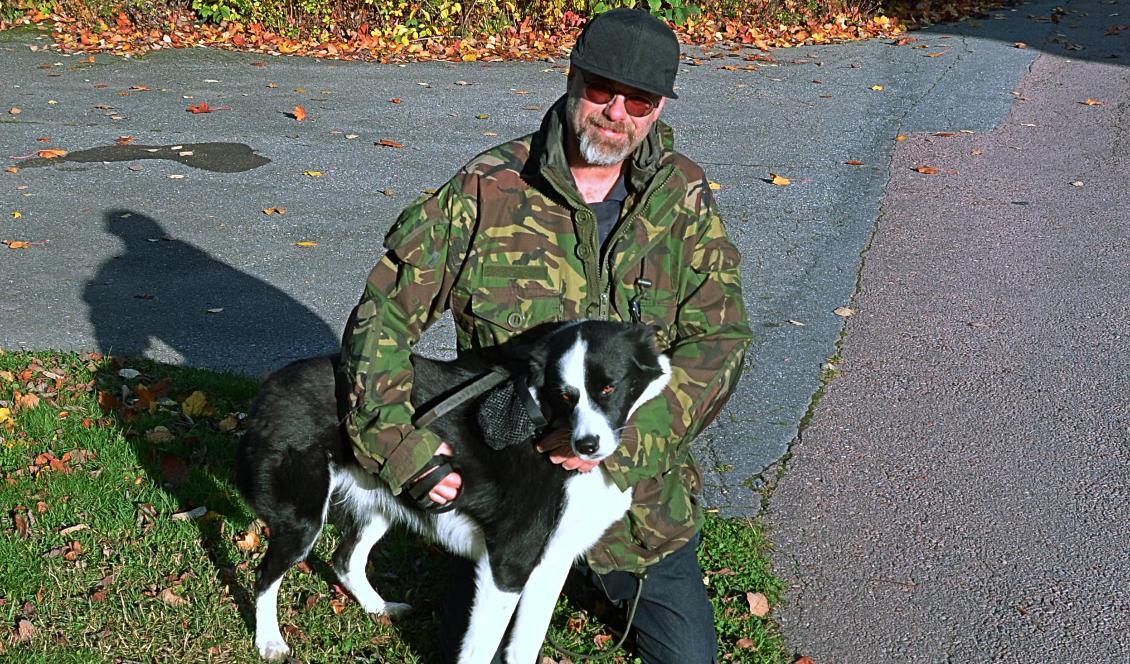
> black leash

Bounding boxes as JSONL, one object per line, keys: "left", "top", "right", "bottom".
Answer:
{"left": 413, "top": 368, "right": 510, "bottom": 429}
{"left": 547, "top": 575, "right": 645, "bottom": 661}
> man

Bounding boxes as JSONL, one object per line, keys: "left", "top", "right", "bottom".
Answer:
{"left": 339, "top": 8, "right": 752, "bottom": 662}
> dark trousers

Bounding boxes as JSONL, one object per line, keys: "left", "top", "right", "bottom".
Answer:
{"left": 438, "top": 534, "right": 717, "bottom": 664}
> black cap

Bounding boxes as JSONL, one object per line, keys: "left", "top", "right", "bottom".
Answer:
{"left": 570, "top": 8, "right": 679, "bottom": 99}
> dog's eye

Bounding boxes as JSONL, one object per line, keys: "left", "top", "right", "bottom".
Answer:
{"left": 600, "top": 385, "right": 615, "bottom": 396}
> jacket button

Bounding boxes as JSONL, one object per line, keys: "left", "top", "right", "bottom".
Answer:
{"left": 577, "top": 244, "right": 590, "bottom": 259}
{"left": 507, "top": 312, "right": 524, "bottom": 328}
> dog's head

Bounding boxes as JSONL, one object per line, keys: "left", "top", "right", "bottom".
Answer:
{"left": 527, "top": 321, "right": 671, "bottom": 461}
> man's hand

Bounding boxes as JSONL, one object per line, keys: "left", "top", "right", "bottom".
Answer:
{"left": 415, "top": 441, "right": 462, "bottom": 505}
{"left": 536, "top": 428, "right": 601, "bottom": 473}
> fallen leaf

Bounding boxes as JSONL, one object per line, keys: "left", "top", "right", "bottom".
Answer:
{"left": 38, "top": 149, "right": 67, "bottom": 159}
{"left": 171, "top": 506, "right": 208, "bottom": 521}
{"left": 292, "top": 105, "right": 307, "bottom": 121}
{"left": 834, "top": 306, "right": 855, "bottom": 317}
{"left": 187, "top": 102, "right": 212, "bottom": 114}
{"left": 146, "top": 426, "right": 175, "bottom": 444}
{"left": 4, "top": 240, "right": 30, "bottom": 249}
{"left": 735, "top": 637, "right": 755, "bottom": 649}
{"left": 925, "top": 52, "right": 945, "bottom": 57}
{"left": 158, "top": 588, "right": 188, "bottom": 607}
{"left": 217, "top": 414, "right": 239, "bottom": 432}
{"left": 593, "top": 634, "right": 612, "bottom": 649}
{"left": 770, "top": 173, "right": 791, "bottom": 186}
{"left": 234, "top": 530, "right": 260, "bottom": 552}
{"left": 8, "top": 107, "right": 21, "bottom": 115}
{"left": 1080, "top": 99, "right": 1103, "bottom": 106}
{"left": 1015, "top": 41, "right": 1028, "bottom": 48}
{"left": 1070, "top": 181, "right": 1084, "bottom": 187}
{"left": 389, "top": 98, "right": 402, "bottom": 104}
{"left": 870, "top": 84, "right": 884, "bottom": 91}
{"left": 303, "top": 170, "right": 323, "bottom": 177}
{"left": 914, "top": 166, "right": 940, "bottom": 175}
{"left": 14, "top": 513, "right": 29, "bottom": 538}
{"left": 168, "top": 174, "right": 186, "bottom": 180}
{"left": 59, "top": 523, "right": 89, "bottom": 536}
{"left": 933, "top": 131, "right": 958, "bottom": 137}
{"left": 477, "top": 113, "right": 489, "bottom": 119}
{"left": 160, "top": 454, "right": 188, "bottom": 486}
{"left": 0, "top": 407, "right": 12, "bottom": 425}
{"left": 115, "top": 135, "right": 135, "bottom": 145}
{"left": 787, "top": 319, "right": 805, "bottom": 326}
{"left": 182, "top": 390, "right": 208, "bottom": 417}
{"left": 4, "top": 167, "right": 17, "bottom": 174}
{"left": 206, "top": 308, "right": 224, "bottom": 313}
{"left": 262, "top": 207, "right": 286, "bottom": 216}
{"left": 16, "top": 619, "right": 35, "bottom": 643}
{"left": 746, "top": 591, "right": 770, "bottom": 617}
{"left": 11, "top": 211, "right": 22, "bottom": 219}
{"left": 844, "top": 160, "right": 864, "bottom": 166}
{"left": 295, "top": 241, "right": 318, "bottom": 247}
{"left": 709, "top": 181, "right": 722, "bottom": 190}
{"left": 896, "top": 134, "right": 907, "bottom": 142}
{"left": 795, "top": 657, "right": 816, "bottom": 664}
{"left": 376, "top": 138, "right": 404, "bottom": 148}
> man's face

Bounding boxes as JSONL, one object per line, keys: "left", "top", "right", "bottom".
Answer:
{"left": 566, "top": 70, "right": 665, "bottom": 167}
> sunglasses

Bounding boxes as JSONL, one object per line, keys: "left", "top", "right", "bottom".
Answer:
{"left": 580, "top": 76, "right": 660, "bottom": 118}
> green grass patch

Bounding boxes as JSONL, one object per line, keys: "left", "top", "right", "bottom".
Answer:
{"left": 0, "top": 350, "right": 785, "bottom": 662}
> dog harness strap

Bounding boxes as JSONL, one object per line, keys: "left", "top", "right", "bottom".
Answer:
{"left": 404, "top": 455, "right": 460, "bottom": 513}
{"left": 413, "top": 368, "right": 510, "bottom": 429}
{"left": 513, "top": 373, "right": 549, "bottom": 429}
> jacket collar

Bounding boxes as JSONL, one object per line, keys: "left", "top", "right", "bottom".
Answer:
{"left": 524, "top": 94, "right": 674, "bottom": 199}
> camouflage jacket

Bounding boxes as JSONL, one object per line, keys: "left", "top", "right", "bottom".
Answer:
{"left": 340, "top": 96, "right": 751, "bottom": 574}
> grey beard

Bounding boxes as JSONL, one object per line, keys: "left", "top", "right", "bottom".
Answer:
{"left": 578, "top": 130, "right": 633, "bottom": 166}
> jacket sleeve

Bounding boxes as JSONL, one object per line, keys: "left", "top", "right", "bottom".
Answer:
{"left": 602, "top": 186, "right": 752, "bottom": 491}
{"left": 339, "top": 172, "right": 477, "bottom": 494}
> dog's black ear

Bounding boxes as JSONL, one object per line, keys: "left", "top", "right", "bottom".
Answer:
{"left": 524, "top": 344, "right": 549, "bottom": 389}
{"left": 634, "top": 324, "right": 663, "bottom": 351}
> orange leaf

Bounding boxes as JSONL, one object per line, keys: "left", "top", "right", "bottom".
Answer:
{"left": 377, "top": 138, "right": 404, "bottom": 148}
{"left": 187, "top": 102, "right": 212, "bottom": 114}
{"left": 5, "top": 167, "right": 17, "bottom": 174}
{"left": 770, "top": 173, "right": 791, "bottom": 186}
{"left": 389, "top": 98, "right": 402, "bottom": 104}
{"left": 4, "top": 240, "right": 30, "bottom": 249}
{"left": 115, "top": 135, "right": 135, "bottom": 145}
{"left": 1081, "top": 99, "right": 1103, "bottom": 106}
{"left": 844, "top": 160, "right": 865, "bottom": 165}
{"left": 925, "top": 52, "right": 945, "bottom": 58}
{"left": 38, "top": 149, "right": 67, "bottom": 159}
{"left": 293, "top": 105, "right": 307, "bottom": 121}
{"left": 914, "top": 166, "right": 940, "bottom": 175}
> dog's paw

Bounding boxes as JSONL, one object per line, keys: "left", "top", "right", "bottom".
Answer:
{"left": 257, "top": 638, "right": 290, "bottom": 661}
{"left": 381, "top": 601, "right": 412, "bottom": 617}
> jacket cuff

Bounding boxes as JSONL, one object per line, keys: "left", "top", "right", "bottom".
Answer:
{"left": 377, "top": 427, "right": 444, "bottom": 494}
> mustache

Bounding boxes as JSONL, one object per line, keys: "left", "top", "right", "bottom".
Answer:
{"left": 586, "top": 115, "right": 633, "bottom": 136}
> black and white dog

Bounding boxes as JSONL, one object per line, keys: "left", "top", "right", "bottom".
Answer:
{"left": 236, "top": 320, "right": 671, "bottom": 663}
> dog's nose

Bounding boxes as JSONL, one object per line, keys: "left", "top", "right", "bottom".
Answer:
{"left": 574, "top": 436, "right": 600, "bottom": 456}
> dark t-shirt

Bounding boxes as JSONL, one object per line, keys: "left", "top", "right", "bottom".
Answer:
{"left": 591, "top": 175, "right": 629, "bottom": 248}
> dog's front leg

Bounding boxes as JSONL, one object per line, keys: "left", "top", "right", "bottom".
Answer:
{"left": 459, "top": 554, "right": 521, "bottom": 664}
{"left": 503, "top": 556, "right": 572, "bottom": 664}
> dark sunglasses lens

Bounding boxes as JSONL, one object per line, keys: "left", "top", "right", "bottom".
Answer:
{"left": 582, "top": 80, "right": 656, "bottom": 117}
{"left": 623, "top": 96, "right": 655, "bottom": 117}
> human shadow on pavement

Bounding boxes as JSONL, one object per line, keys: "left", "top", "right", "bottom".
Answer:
{"left": 83, "top": 209, "right": 337, "bottom": 377}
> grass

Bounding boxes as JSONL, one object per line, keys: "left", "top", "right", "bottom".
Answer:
{"left": 0, "top": 349, "right": 787, "bottom": 662}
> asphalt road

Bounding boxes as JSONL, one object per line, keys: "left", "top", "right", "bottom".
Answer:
{"left": 2, "top": 0, "right": 1127, "bottom": 656}
{"left": 766, "top": 1, "right": 1130, "bottom": 660}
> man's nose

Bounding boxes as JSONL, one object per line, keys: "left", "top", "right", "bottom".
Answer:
{"left": 603, "top": 95, "right": 630, "bottom": 122}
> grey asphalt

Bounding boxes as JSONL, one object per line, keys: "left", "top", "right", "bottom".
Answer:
{"left": 1, "top": 0, "right": 1126, "bottom": 657}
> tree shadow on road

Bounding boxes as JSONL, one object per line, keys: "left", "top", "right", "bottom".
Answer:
{"left": 892, "top": 0, "right": 1127, "bottom": 65}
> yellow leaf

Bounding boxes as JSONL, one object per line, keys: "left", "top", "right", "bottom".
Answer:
{"left": 1081, "top": 99, "right": 1103, "bottom": 106}
{"left": 708, "top": 181, "right": 722, "bottom": 190}
{"left": 38, "top": 149, "right": 67, "bottom": 159}
{"left": 462, "top": 53, "right": 478, "bottom": 62}
{"left": 11, "top": 211, "right": 22, "bottom": 219}
{"left": 295, "top": 241, "right": 318, "bottom": 247}
{"left": 476, "top": 114, "right": 489, "bottom": 120}
{"left": 303, "top": 170, "right": 323, "bottom": 177}
{"left": 870, "top": 84, "right": 884, "bottom": 91}
{"left": 0, "top": 407, "right": 11, "bottom": 424}
{"left": 896, "top": 134, "right": 907, "bottom": 142}
{"left": 770, "top": 173, "right": 791, "bottom": 186}
{"left": 4, "top": 167, "right": 17, "bottom": 174}
{"left": 182, "top": 390, "right": 208, "bottom": 418}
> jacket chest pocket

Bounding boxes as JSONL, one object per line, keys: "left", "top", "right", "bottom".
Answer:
{"left": 461, "top": 283, "right": 563, "bottom": 348}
